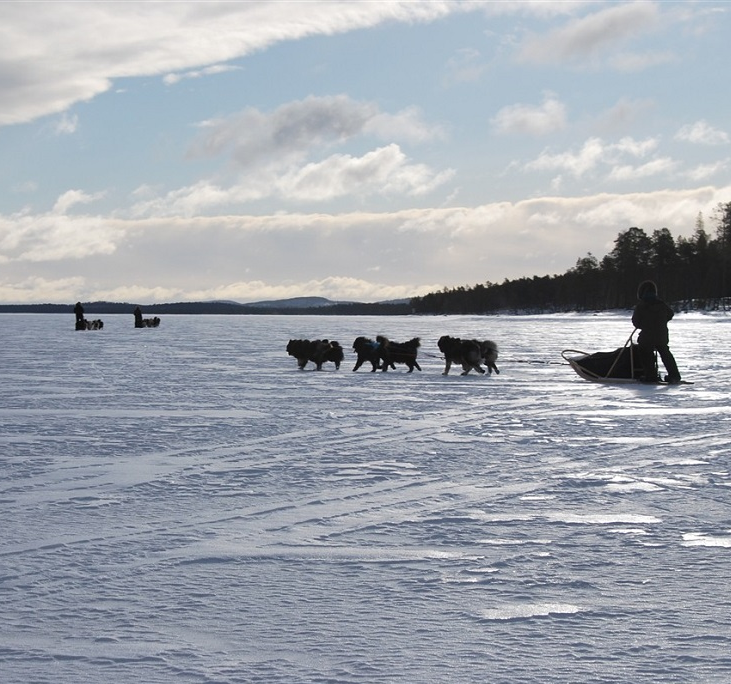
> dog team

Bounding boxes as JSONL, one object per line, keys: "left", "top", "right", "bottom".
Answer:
{"left": 287, "top": 334, "right": 499, "bottom": 376}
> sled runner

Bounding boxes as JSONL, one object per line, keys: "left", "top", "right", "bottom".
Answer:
{"left": 562, "top": 334, "right": 693, "bottom": 385}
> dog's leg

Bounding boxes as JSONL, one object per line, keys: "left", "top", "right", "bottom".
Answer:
{"left": 443, "top": 358, "right": 452, "bottom": 375}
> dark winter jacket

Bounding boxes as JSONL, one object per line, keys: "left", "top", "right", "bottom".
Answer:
{"left": 631, "top": 281, "right": 674, "bottom": 347}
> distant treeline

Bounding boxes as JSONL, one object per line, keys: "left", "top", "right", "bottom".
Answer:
{"left": 410, "top": 202, "right": 731, "bottom": 314}
{"left": 0, "top": 300, "right": 412, "bottom": 316}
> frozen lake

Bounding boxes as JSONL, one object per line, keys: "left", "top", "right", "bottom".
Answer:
{"left": 1, "top": 312, "right": 730, "bottom": 683}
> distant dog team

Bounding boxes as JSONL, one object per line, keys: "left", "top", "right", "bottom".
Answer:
{"left": 288, "top": 334, "right": 497, "bottom": 375}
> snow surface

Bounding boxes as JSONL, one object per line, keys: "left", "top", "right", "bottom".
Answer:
{"left": 1, "top": 312, "right": 730, "bottom": 684}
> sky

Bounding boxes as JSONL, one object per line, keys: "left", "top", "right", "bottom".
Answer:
{"left": 1, "top": 1, "right": 730, "bottom": 305}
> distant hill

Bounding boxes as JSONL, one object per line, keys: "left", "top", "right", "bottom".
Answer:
{"left": 245, "top": 296, "right": 349, "bottom": 308}
{"left": 0, "top": 297, "right": 413, "bottom": 316}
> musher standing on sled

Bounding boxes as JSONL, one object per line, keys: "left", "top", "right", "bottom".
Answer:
{"left": 631, "top": 280, "right": 681, "bottom": 384}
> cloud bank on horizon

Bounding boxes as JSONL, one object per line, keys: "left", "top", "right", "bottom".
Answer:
{"left": 1, "top": 1, "right": 729, "bottom": 304}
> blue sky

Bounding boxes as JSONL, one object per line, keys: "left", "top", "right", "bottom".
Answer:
{"left": 1, "top": 1, "right": 730, "bottom": 304}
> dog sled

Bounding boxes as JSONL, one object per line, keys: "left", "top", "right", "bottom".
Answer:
{"left": 562, "top": 331, "right": 645, "bottom": 383}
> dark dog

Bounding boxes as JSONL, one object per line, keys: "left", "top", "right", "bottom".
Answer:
{"left": 376, "top": 335, "right": 421, "bottom": 372}
{"left": 287, "top": 339, "right": 343, "bottom": 370}
{"left": 438, "top": 336, "right": 499, "bottom": 375}
{"left": 438, "top": 335, "right": 484, "bottom": 375}
{"left": 75, "top": 318, "right": 104, "bottom": 331}
{"left": 135, "top": 317, "right": 161, "bottom": 328}
{"left": 352, "top": 336, "right": 386, "bottom": 372}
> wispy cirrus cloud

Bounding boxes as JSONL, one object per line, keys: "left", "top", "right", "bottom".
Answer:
{"left": 163, "top": 64, "right": 242, "bottom": 86}
{"left": 517, "top": 2, "right": 662, "bottom": 67}
{"left": 0, "top": 1, "right": 460, "bottom": 126}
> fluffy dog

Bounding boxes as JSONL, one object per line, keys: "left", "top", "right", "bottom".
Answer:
{"left": 324, "top": 340, "right": 344, "bottom": 369}
{"left": 352, "top": 336, "right": 385, "bottom": 372}
{"left": 438, "top": 336, "right": 499, "bottom": 375}
{"left": 135, "top": 317, "right": 161, "bottom": 328}
{"left": 478, "top": 339, "right": 500, "bottom": 375}
{"left": 376, "top": 335, "right": 421, "bottom": 372}
{"left": 438, "top": 335, "right": 484, "bottom": 375}
{"left": 287, "top": 339, "right": 343, "bottom": 370}
{"left": 75, "top": 318, "right": 104, "bottom": 331}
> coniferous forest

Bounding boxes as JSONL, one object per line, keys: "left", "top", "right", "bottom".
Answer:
{"left": 410, "top": 202, "right": 731, "bottom": 314}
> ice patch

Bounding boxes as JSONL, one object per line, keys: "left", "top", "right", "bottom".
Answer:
{"left": 547, "top": 513, "right": 662, "bottom": 525}
{"left": 478, "top": 538, "right": 552, "bottom": 546}
{"left": 608, "top": 528, "right": 650, "bottom": 535}
{"left": 682, "top": 532, "right": 731, "bottom": 548}
{"left": 477, "top": 603, "right": 583, "bottom": 621}
{"left": 605, "top": 480, "right": 663, "bottom": 493}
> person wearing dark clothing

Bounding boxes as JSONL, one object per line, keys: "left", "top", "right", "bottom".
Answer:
{"left": 631, "top": 280, "right": 681, "bottom": 384}
{"left": 134, "top": 306, "right": 143, "bottom": 328}
{"left": 74, "top": 301, "right": 86, "bottom": 330}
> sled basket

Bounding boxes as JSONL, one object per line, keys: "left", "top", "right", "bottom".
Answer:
{"left": 562, "top": 342, "right": 645, "bottom": 383}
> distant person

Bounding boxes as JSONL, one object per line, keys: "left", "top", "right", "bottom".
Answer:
{"left": 631, "top": 280, "right": 681, "bottom": 384}
{"left": 74, "top": 301, "right": 85, "bottom": 330}
{"left": 134, "top": 306, "right": 143, "bottom": 328}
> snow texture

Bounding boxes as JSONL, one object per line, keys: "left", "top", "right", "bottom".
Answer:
{"left": 1, "top": 312, "right": 730, "bottom": 683}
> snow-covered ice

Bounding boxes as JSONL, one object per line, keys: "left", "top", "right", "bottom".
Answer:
{"left": 1, "top": 312, "right": 730, "bottom": 683}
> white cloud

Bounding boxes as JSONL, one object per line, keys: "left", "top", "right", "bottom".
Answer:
{"left": 53, "top": 112, "right": 79, "bottom": 135}
{"left": 526, "top": 138, "right": 607, "bottom": 177}
{"left": 675, "top": 120, "right": 730, "bottom": 145}
{"left": 179, "top": 276, "right": 436, "bottom": 305}
{"left": 594, "top": 97, "right": 655, "bottom": 133}
{"left": 52, "top": 189, "right": 105, "bottom": 215}
{"left": 491, "top": 94, "right": 567, "bottom": 136}
{"left": 608, "top": 50, "right": 674, "bottom": 72}
{"left": 131, "top": 144, "right": 454, "bottom": 216}
{"left": 685, "top": 160, "right": 729, "bottom": 182}
{"left": 189, "top": 96, "right": 444, "bottom": 167}
{"left": 0, "top": 1, "right": 459, "bottom": 126}
{"left": 0, "top": 276, "right": 88, "bottom": 303}
{"left": 3, "top": 184, "right": 730, "bottom": 304}
{"left": 442, "top": 48, "right": 487, "bottom": 84}
{"left": 518, "top": 2, "right": 661, "bottom": 66}
{"left": 277, "top": 145, "right": 454, "bottom": 202}
{"left": 365, "top": 107, "right": 447, "bottom": 144}
{"left": 129, "top": 96, "right": 452, "bottom": 216}
{"left": 524, "top": 136, "right": 662, "bottom": 179}
{"left": 163, "top": 64, "right": 242, "bottom": 86}
{"left": 608, "top": 157, "right": 678, "bottom": 182}
{"left": 1, "top": 192, "right": 121, "bottom": 262}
